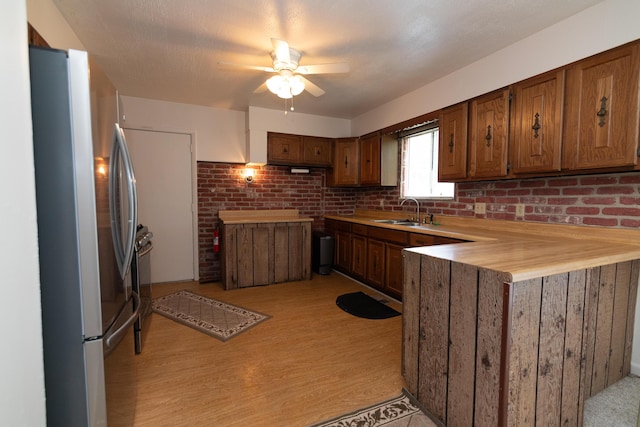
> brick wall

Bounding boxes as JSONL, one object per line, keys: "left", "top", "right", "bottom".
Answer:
{"left": 198, "top": 161, "right": 640, "bottom": 281}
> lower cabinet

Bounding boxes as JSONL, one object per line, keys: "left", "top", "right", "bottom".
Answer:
{"left": 325, "top": 218, "right": 467, "bottom": 300}
{"left": 222, "top": 221, "right": 311, "bottom": 290}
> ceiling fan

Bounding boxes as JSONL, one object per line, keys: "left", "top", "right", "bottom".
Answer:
{"left": 220, "top": 38, "right": 349, "bottom": 99}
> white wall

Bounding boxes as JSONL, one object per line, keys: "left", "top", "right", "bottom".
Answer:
{"left": 352, "top": 0, "right": 640, "bottom": 136}
{"left": 119, "top": 96, "right": 247, "bottom": 163}
{"left": 1, "top": 1, "right": 47, "bottom": 425}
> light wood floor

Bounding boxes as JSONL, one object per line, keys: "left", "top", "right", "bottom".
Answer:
{"left": 117, "top": 273, "right": 405, "bottom": 426}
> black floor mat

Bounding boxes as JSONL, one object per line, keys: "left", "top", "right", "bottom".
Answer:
{"left": 336, "top": 291, "right": 401, "bottom": 319}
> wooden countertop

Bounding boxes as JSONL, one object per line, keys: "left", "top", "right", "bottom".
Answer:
{"left": 325, "top": 209, "right": 640, "bottom": 281}
{"left": 219, "top": 209, "right": 313, "bottom": 224}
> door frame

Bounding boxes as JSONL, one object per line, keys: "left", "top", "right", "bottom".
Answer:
{"left": 122, "top": 126, "right": 199, "bottom": 281}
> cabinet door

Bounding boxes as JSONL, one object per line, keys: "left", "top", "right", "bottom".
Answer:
{"left": 334, "top": 231, "right": 351, "bottom": 272}
{"left": 351, "top": 235, "right": 367, "bottom": 278}
{"left": 469, "top": 88, "right": 510, "bottom": 178}
{"left": 439, "top": 103, "right": 468, "bottom": 180}
{"left": 563, "top": 43, "right": 640, "bottom": 170}
{"left": 267, "top": 133, "right": 302, "bottom": 164}
{"left": 302, "top": 136, "right": 332, "bottom": 166}
{"left": 385, "top": 244, "right": 404, "bottom": 299}
{"left": 366, "top": 239, "right": 385, "bottom": 289}
{"left": 511, "top": 70, "right": 565, "bottom": 174}
{"left": 329, "top": 138, "right": 359, "bottom": 186}
{"left": 360, "top": 133, "right": 381, "bottom": 185}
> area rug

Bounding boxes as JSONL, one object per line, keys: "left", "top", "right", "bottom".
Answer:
{"left": 152, "top": 290, "right": 270, "bottom": 341}
{"left": 309, "top": 389, "right": 436, "bottom": 427}
{"left": 336, "top": 291, "right": 401, "bottom": 319}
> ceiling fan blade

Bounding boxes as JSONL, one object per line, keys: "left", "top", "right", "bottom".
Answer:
{"left": 218, "top": 62, "right": 275, "bottom": 72}
{"left": 297, "top": 63, "right": 350, "bottom": 75}
{"left": 271, "top": 38, "right": 291, "bottom": 64}
{"left": 299, "top": 76, "right": 325, "bottom": 97}
{"left": 253, "top": 81, "right": 268, "bottom": 93}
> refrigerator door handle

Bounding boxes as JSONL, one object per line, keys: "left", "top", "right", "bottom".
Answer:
{"left": 103, "top": 290, "right": 140, "bottom": 356}
{"left": 109, "top": 123, "right": 138, "bottom": 280}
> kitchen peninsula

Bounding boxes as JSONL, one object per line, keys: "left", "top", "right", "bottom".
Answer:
{"left": 325, "top": 210, "right": 640, "bottom": 426}
{"left": 219, "top": 210, "right": 312, "bottom": 290}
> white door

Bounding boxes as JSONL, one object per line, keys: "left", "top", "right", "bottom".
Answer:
{"left": 124, "top": 128, "right": 195, "bottom": 283}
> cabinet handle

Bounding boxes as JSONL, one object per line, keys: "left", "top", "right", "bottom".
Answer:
{"left": 283, "top": 146, "right": 288, "bottom": 154}
{"left": 344, "top": 156, "right": 348, "bottom": 168}
{"left": 485, "top": 125, "right": 492, "bottom": 147}
{"left": 315, "top": 147, "right": 321, "bottom": 156}
{"left": 596, "top": 96, "right": 608, "bottom": 127}
{"left": 448, "top": 134, "right": 454, "bottom": 153}
{"left": 532, "top": 113, "right": 541, "bottom": 138}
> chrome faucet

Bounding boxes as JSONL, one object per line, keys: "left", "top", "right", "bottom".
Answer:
{"left": 400, "top": 198, "right": 420, "bottom": 223}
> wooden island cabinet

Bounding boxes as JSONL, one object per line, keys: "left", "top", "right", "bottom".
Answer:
{"left": 401, "top": 218, "right": 640, "bottom": 426}
{"left": 219, "top": 210, "right": 312, "bottom": 290}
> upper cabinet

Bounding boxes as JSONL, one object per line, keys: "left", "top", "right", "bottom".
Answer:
{"left": 438, "top": 102, "right": 468, "bottom": 180}
{"left": 562, "top": 42, "right": 640, "bottom": 170}
{"left": 359, "top": 132, "right": 381, "bottom": 185}
{"left": 328, "top": 137, "right": 359, "bottom": 186}
{"left": 510, "top": 70, "right": 565, "bottom": 175}
{"left": 468, "top": 88, "right": 510, "bottom": 179}
{"left": 267, "top": 132, "right": 332, "bottom": 167}
{"left": 268, "top": 133, "right": 302, "bottom": 164}
{"left": 437, "top": 39, "right": 640, "bottom": 182}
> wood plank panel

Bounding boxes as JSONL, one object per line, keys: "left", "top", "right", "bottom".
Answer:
{"left": 581, "top": 267, "right": 601, "bottom": 401}
{"left": 302, "top": 223, "right": 312, "bottom": 280}
{"left": 274, "top": 223, "right": 289, "bottom": 283}
{"left": 418, "top": 256, "right": 450, "bottom": 423}
{"left": 236, "top": 225, "right": 254, "bottom": 288}
{"left": 402, "top": 250, "right": 421, "bottom": 395}
{"left": 624, "top": 260, "right": 640, "bottom": 376}
{"left": 475, "top": 269, "right": 506, "bottom": 427}
{"left": 608, "top": 261, "right": 632, "bottom": 385}
{"left": 252, "top": 224, "right": 271, "bottom": 286}
{"left": 561, "top": 269, "right": 587, "bottom": 426}
{"left": 506, "top": 278, "right": 542, "bottom": 426}
{"left": 535, "top": 273, "right": 568, "bottom": 426}
{"left": 447, "top": 262, "right": 479, "bottom": 427}
{"left": 223, "top": 224, "right": 238, "bottom": 290}
{"left": 590, "top": 264, "right": 616, "bottom": 395}
{"left": 288, "top": 223, "right": 304, "bottom": 280}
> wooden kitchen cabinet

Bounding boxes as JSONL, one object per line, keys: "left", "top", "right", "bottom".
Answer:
{"left": 563, "top": 42, "right": 640, "bottom": 170}
{"left": 438, "top": 102, "right": 468, "bottom": 180}
{"left": 469, "top": 88, "right": 511, "bottom": 179}
{"left": 222, "top": 220, "right": 311, "bottom": 289}
{"left": 267, "top": 132, "right": 302, "bottom": 164}
{"left": 328, "top": 137, "right": 359, "bottom": 186}
{"left": 302, "top": 136, "right": 332, "bottom": 166}
{"left": 359, "top": 132, "right": 381, "bottom": 185}
{"left": 510, "top": 69, "right": 565, "bottom": 174}
{"left": 351, "top": 235, "right": 367, "bottom": 279}
{"left": 366, "top": 239, "right": 385, "bottom": 289}
{"left": 385, "top": 243, "right": 404, "bottom": 298}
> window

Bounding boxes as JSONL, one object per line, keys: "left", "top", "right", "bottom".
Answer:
{"left": 402, "top": 126, "right": 455, "bottom": 199}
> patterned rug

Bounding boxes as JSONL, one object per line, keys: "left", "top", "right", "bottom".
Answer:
{"left": 152, "top": 290, "right": 270, "bottom": 341}
{"left": 309, "top": 389, "right": 437, "bottom": 427}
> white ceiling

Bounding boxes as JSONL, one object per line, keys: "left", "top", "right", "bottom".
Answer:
{"left": 52, "top": 0, "right": 602, "bottom": 119}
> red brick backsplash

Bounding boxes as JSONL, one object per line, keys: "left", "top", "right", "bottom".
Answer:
{"left": 198, "top": 161, "right": 640, "bottom": 281}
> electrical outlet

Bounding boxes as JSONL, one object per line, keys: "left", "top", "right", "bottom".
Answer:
{"left": 475, "top": 202, "right": 486, "bottom": 215}
{"left": 379, "top": 199, "right": 384, "bottom": 207}
{"left": 515, "top": 203, "right": 525, "bottom": 217}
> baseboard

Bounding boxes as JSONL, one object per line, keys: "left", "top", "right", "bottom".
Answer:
{"left": 631, "top": 361, "right": 640, "bottom": 376}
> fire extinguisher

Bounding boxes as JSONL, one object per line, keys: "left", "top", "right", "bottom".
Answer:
{"left": 213, "top": 228, "right": 220, "bottom": 253}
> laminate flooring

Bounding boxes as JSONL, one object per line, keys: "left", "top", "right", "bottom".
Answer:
{"left": 117, "top": 273, "right": 406, "bottom": 426}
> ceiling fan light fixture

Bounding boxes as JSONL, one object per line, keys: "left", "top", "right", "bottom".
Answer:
{"left": 266, "top": 72, "right": 305, "bottom": 99}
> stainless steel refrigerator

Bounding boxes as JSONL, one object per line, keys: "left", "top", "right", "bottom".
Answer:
{"left": 30, "top": 46, "right": 139, "bottom": 426}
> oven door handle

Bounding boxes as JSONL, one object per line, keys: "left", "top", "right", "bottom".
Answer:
{"left": 138, "top": 243, "right": 153, "bottom": 257}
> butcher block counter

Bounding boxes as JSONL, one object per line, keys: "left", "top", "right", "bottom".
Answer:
{"left": 324, "top": 210, "right": 640, "bottom": 426}
{"left": 219, "top": 210, "right": 312, "bottom": 290}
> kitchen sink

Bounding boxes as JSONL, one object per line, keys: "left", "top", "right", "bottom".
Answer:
{"left": 371, "top": 219, "right": 421, "bottom": 227}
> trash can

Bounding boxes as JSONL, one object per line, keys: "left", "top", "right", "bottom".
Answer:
{"left": 312, "top": 231, "right": 334, "bottom": 275}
